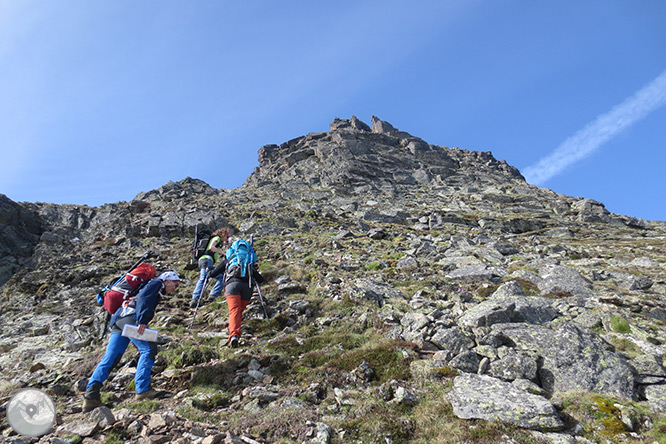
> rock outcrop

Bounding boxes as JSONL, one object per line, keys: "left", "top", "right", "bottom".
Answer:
{"left": 0, "top": 194, "right": 44, "bottom": 286}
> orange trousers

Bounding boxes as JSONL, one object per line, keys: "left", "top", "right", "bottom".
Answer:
{"left": 226, "top": 294, "right": 250, "bottom": 339}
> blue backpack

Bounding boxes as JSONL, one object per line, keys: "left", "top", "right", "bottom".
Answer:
{"left": 225, "top": 239, "right": 257, "bottom": 281}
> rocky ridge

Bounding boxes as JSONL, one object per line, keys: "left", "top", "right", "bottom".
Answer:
{"left": 1, "top": 116, "right": 666, "bottom": 444}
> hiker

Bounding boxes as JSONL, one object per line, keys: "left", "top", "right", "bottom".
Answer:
{"left": 209, "top": 240, "right": 264, "bottom": 348}
{"left": 190, "top": 228, "right": 229, "bottom": 308}
{"left": 83, "top": 271, "right": 181, "bottom": 412}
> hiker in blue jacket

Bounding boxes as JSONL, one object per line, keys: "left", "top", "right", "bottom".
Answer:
{"left": 83, "top": 271, "right": 180, "bottom": 412}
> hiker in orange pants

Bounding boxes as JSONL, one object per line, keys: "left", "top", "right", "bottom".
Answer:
{"left": 223, "top": 269, "right": 263, "bottom": 347}
{"left": 209, "top": 241, "right": 264, "bottom": 347}
{"left": 226, "top": 293, "right": 250, "bottom": 343}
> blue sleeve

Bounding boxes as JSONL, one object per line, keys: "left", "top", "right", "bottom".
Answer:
{"left": 134, "top": 279, "right": 163, "bottom": 325}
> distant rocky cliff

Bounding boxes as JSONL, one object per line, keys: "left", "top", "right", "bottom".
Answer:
{"left": 0, "top": 194, "right": 43, "bottom": 286}
{"left": 1, "top": 116, "right": 665, "bottom": 444}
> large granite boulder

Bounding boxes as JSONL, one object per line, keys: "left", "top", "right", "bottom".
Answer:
{"left": 492, "top": 323, "right": 636, "bottom": 399}
{"left": 447, "top": 373, "right": 564, "bottom": 431}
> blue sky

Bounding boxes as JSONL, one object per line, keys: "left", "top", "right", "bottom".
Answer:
{"left": 1, "top": 1, "right": 665, "bottom": 221}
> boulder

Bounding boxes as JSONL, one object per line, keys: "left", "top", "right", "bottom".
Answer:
{"left": 447, "top": 373, "right": 564, "bottom": 431}
{"left": 459, "top": 281, "right": 560, "bottom": 328}
{"left": 492, "top": 323, "right": 636, "bottom": 399}
{"left": 538, "top": 265, "right": 594, "bottom": 297}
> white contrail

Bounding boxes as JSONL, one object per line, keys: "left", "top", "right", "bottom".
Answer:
{"left": 523, "top": 69, "right": 666, "bottom": 185}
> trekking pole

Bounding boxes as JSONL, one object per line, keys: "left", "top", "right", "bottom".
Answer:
{"left": 132, "top": 250, "right": 153, "bottom": 270}
{"left": 188, "top": 272, "right": 210, "bottom": 332}
{"left": 254, "top": 283, "right": 273, "bottom": 334}
{"left": 248, "top": 234, "right": 254, "bottom": 290}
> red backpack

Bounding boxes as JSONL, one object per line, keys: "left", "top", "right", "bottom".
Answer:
{"left": 101, "top": 263, "right": 156, "bottom": 314}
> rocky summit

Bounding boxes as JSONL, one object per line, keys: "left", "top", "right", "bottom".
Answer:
{"left": 1, "top": 116, "right": 666, "bottom": 444}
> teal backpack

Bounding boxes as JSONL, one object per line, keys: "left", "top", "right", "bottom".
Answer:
{"left": 224, "top": 239, "right": 257, "bottom": 281}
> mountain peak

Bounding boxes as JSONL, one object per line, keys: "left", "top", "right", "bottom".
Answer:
{"left": 245, "top": 116, "right": 523, "bottom": 196}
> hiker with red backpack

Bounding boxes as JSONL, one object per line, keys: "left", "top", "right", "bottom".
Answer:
{"left": 83, "top": 271, "right": 181, "bottom": 412}
{"left": 190, "top": 228, "right": 229, "bottom": 308}
{"left": 95, "top": 252, "right": 156, "bottom": 338}
{"left": 209, "top": 238, "right": 264, "bottom": 348}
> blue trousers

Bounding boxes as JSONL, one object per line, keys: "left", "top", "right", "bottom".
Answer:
{"left": 191, "top": 257, "right": 224, "bottom": 300}
{"left": 86, "top": 331, "right": 157, "bottom": 397}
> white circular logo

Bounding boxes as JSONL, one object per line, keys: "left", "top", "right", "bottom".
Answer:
{"left": 6, "top": 388, "right": 56, "bottom": 437}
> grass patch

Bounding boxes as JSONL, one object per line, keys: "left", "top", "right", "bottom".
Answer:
{"left": 334, "top": 401, "right": 414, "bottom": 443}
{"left": 508, "top": 278, "right": 541, "bottom": 296}
{"left": 227, "top": 406, "right": 319, "bottom": 443}
{"left": 646, "top": 415, "right": 666, "bottom": 443}
{"left": 266, "top": 327, "right": 413, "bottom": 384}
{"left": 191, "top": 391, "right": 232, "bottom": 411}
{"left": 162, "top": 340, "right": 218, "bottom": 368}
{"left": 330, "top": 382, "right": 542, "bottom": 444}
{"left": 105, "top": 427, "right": 129, "bottom": 444}
{"left": 559, "top": 392, "right": 641, "bottom": 442}
{"left": 543, "top": 290, "right": 573, "bottom": 299}
{"left": 366, "top": 261, "right": 382, "bottom": 270}
{"left": 125, "top": 399, "right": 161, "bottom": 414}
{"left": 477, "top": 283, "right": 499, "bottom": 299}
{"left": 177, "top": 404, "right": 222, "bottom": 424}
{"left": 610, "top": 314, "right": 631, "bottom": 334}
{"left": 607, "top": 336, "right": 642, "bottom": 358}
{"left": 408, "top": 383, "right": 543, "bottom": 444}
{"left": 335, "top": 341, "right": 412, "bottom": 381}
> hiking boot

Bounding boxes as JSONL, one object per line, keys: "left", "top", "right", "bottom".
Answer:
{"left": 82, "top": 398, "right": 102, "bottom": 412}
{"left": 230, "top": 336, "right": 239, "bottom": 348}
{"left": 189, "top": 298, "right": 200, "bottom": 308}
{"left": 135, "top": 389, "right": 160, "bottom": 401}
{"left": 207, "top": 294, "right": 219, "bottom": 303}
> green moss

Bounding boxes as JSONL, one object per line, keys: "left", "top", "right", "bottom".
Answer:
{"left": 366, "top": 261, "right": 382, "bottom": 270}
{"left": 560, "top": 392, "right": 634, "bottom": 442}
{"left": 610, "top": 314, "right": 631, "bottom": 334}
{"left": 591, "top": 395, "right": 627, "bottom": 438}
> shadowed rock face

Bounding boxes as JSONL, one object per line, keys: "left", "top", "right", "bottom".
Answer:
{"left": 0, "top": 194, "right": 43, "bottom": 285}
{"left": 1, "top": 116, "right": 665, "bottom": 442}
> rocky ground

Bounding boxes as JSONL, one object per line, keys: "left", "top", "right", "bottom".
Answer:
{"left": 1, "top": 116, "right": 666, "bottom": 443}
